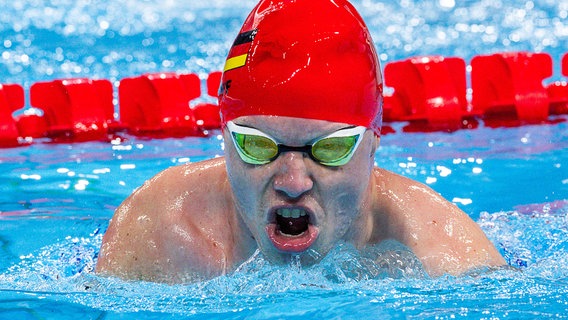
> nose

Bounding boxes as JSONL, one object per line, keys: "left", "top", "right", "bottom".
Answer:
{"left": 273, "top": 151, "right": 314, "bottom": 199}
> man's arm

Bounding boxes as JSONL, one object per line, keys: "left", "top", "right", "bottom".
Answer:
{"left": 96, "top": 158, "right": 234, "bottom": 283}
{"left": 375, "top": 169, "right": 506, "bottom": 276}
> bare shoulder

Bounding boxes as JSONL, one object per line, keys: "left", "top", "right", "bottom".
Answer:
{"left": 372, "top": 168, "right": 506, "bottom": 276}
{"left": 96, "top": 157, "right": 235, "bottom": 282}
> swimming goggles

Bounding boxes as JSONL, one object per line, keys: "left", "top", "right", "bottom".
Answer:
{"left": 226, "top": 121, "right": 367, "bottom": 166}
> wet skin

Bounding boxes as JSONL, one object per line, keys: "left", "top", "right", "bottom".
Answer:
{"left": 96, "top": 116, "right": 506, "bottom": 283}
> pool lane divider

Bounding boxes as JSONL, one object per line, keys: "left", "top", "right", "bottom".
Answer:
{"left": 0, "top": 83, "right": 26, "bottom": 147}
{"left": 30, "top": 78, "right": 117, "bottom": 142}
{"left": 0, "top": 51, "right": 567, "bottom": 148}
{"left": 1, "top": 72, "right": 223, "bottom": 147}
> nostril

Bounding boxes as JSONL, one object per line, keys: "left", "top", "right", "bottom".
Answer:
{"left": 273, "top": 152, "right": 313, "bottom": 198}
{"left": 273, "top": 176, "right": 313, "bottom": 199}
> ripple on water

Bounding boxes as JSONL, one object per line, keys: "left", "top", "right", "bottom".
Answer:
{"left": 1, "top": 203, "right": 567, "bottom": 317}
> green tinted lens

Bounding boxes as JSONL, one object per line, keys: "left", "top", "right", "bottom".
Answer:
{"left": 312, "top": 135, "right": 358, "bottom": 166}
{"left": 233, "top": 132, "right": 279, "bottom": 164}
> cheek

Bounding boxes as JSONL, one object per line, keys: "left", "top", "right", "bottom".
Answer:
{"left": 224, "top": 135, "right": 255, "bottom": 193}
{"left": 225, "top": 151, "right": 270, "bottom": 221}
{"left": 320, "top": 152, "right": 374, "bottom": 221}
{"left": 332, "top": 177, "right": 366, "bottom": 218}
{"left": 226, "top": 162, "right": 255, "bottom": 204}
{"left": 318, "top": 168, "right": 365, "bottom": 212}
{"left": 333, "top": 156, "right": 373, "bottom": 197}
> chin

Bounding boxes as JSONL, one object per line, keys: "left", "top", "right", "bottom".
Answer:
{"left": 260, "top": 243, "right": 327, "bottom": 266}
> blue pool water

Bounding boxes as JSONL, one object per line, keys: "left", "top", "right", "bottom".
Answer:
{"left": 1, "top": 0, "right": 568, "bottom": 318}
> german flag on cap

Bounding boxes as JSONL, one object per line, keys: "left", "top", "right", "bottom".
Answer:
{"left": 223, "top": 29, "right": 257, "bottom": 72}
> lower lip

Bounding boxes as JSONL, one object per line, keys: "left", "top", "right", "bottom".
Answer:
{"left": 265, "top": 224, "right": 319, "bottom": 253}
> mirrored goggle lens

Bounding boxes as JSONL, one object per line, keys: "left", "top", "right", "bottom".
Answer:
{"left": 312, "top": 135, "right": 358, "bottom": 166}
{"left": 233, "top": 132, "right": 278, "bottom": 164}
{"left": 233, "top": 132, "right": 359, "bottom": 166}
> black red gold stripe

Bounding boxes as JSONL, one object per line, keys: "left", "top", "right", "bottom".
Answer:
{"left": 224, "top": 29, "right": 257, "bottom": 72}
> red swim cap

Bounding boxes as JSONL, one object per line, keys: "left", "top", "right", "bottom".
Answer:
{"left": 218, "top": 0, "right": 383, "bottom": 136}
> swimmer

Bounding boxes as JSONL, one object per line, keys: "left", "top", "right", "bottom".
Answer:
{"left": 96, "top": 0, "right": 506, "bottom": 283}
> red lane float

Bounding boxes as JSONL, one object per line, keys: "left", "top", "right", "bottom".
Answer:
{"left": 14, "top": 108, "right": 48, "bottom": 140}
{"left": 2, "top": 51, "right": 568, "bottom": 148}
{"left": 119, "top": 72, "right": 221, "bottom": 136}
{"left": 471, "top": 52, "right": 552, "bottom": 123}
{"left": 564, "top": 53, "right": 568, "bottom": 76}
{"left": 30, "top": 78, "right": 116, "bottom": 141}
{"left": 0, "top": 84, "right": 24, "bottom": 147}
{"left": 192, "top": 71, "right": 222, "bottom": 130}
{"left": 383, "top": 56, "right": 476, "bottom": 132}
{"left": 119, "top": 73, "right": 201, "bottom": 137}
{"left": 547, "top": 53, "right": 568, "bottom": 115}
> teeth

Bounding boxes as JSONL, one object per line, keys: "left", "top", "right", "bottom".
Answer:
{"left": 280, "top": 209, "right": 292, "bottom": 218}
{"left": 277, "top": 208, "right": 307, "bottom": 218}
{"left": 291, "top": 209, "right": 300, "bottom": 218}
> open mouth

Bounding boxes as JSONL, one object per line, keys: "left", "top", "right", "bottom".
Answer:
{"left": 276, "top": 208, "right": 310, "bottom": 235}
{"left": 266, "top": 207, "right": 319, "bottom": 253}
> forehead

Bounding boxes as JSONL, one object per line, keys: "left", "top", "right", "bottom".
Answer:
{"left": 232, "top": 116, "right": 352, "bottom": 144}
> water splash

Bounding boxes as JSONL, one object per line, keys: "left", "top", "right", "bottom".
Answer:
{"left": 1, "top": 202, "right": 567, "bottom": 317}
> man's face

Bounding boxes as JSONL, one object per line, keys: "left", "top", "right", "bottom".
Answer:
{"left": 224, "top": 116, "right": 378, "bottom": 265}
